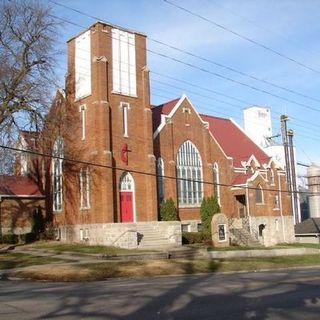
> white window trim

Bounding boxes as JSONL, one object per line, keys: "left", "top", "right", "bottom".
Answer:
{"left": 255, "top": 184, "right": 264, "bottom": 205}
{"left": 213, "top": 162, "right": 221, "bottom": 205}
{"left": 119, "top": 172, "right": 136, "bottom": 222}
{"left": 80, "top": 167, "right": 90, "bottom": 210}
{"left": 79, "top": 105, "right": 87, "bottom": 141}
{"left": 52, "top": 137, "right": 63, "bottom": 212}
{"left": 157, "top": 157, "right": 165, "bottom": 203}
{"left": 121, "top": 102, "right": 130, "bottom": 137}
{"left": 176, "top": 140, "right": 203, "bottom": 207}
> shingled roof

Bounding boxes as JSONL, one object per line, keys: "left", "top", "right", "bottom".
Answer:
{"left": 295, "top": 218, "right": 320, "bottom": 235}
{"left": 0, "top": 175, "right": 44, "bottom": 198}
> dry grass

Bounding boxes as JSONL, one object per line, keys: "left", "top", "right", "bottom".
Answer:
{"left": 9, "top": 254, "right": 320, "bottom": 282}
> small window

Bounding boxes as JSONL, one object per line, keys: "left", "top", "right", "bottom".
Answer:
{"left": 80, "top": 229, "right": 84, "bottom": 241}
{"left": 121, "top": 102, "right": 129, "bottom": 137}
{"left": 79, "top": 105, "right": 86, "bottom": 140}
{"left": 181, "top": 224, "right": 190, "bottom": 232}
{"left": 270, "top": 169, "right": 275, "bottom": 185}
{"left": 84, "top": 228, "right": 90, "bottom": 240}
{"left": 255, "top": 184, "right": 264, "bottom": 204}
{"left": 274, "top": 194, "right": 280, "bottom": 209}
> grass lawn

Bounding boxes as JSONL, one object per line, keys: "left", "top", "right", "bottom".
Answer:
{"left": 26, "top": 241, "right": 151, "bottom": 255}
{"left": 0, "top": 252, "right": 71, "bottom": 270}
{"left": 9, "top": 254, "right": 320, "bottom": 282}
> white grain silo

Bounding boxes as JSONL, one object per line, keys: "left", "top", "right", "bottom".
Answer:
{"left": 307, "top": 164, "right": 320, "bottom": 218}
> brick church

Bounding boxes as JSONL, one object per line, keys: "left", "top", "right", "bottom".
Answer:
{"left": 2, "top": 21, "right": 295, "bottom": 247}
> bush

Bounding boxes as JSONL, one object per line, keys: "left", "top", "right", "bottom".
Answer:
{"left": 40, "top": 223, "right": 56, "bottom": 241}
{"left": 160, "top": 198, "right": 179, "bottom": 221}
{"left": 200, "top": 196, "right": 220, "bottom": 235}
{"left": 182, "top": 231, "right": 211, "bottom": 244}
{"left": 32, "top": 207, "right": 45, "bottom": 238}
{"left": 19, "top": 232, "right": 37, "bottom": 244}
{"left": 1, "top": 234, "right": 19, "bottom": 244}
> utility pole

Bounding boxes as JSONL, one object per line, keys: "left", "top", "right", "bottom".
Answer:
{"left": 280, "top": 115, "right": 300, "bottom": 224}
{"left": 288, "top": 129, "right": 300, "bottom": 224}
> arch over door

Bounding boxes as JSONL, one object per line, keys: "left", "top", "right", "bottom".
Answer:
{"left": 119, "top": 172, "right": 135, "bottom": 222}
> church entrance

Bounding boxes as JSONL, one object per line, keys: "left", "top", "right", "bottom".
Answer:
{"left": 119, "top": 172, "right": 135, "bottom": 222}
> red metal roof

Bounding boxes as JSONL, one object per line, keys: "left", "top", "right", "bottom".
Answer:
{"left": 201, "top": 114, "right": 270, "bottom": 167}
{"left": 232, "top": 173, "right": 253, "bottom": 185}
{"left": 152, "top": 97, "right": 271, "bottom": 168}
{"left": 0, "top": 175, "right": 43, "bottom": 197}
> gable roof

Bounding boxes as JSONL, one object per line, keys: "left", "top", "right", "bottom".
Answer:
{"left": 200, "top": 114, "right": 270, "bottom": 168}
{"left": 151, "top": 97, "right": 180, "bottom": 133}
{"left": 19, "top": 131, "right": 39, "bottom": 150}
{"left": 152, "top": 96, "right": 271, "bottom": 168}
{"left": 0, "top": 175, "right": 44, "bottom": 197}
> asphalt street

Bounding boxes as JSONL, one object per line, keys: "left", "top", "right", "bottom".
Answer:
{"left": 0, "top": 267, "right": 320, "bottom": 319}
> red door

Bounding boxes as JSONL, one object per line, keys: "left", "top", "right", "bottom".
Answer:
{"left": 120, "top": 191, "right": 133, "bottom": 222}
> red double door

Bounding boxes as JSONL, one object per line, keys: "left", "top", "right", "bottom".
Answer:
{"left": 120, "top": 191, "right": 133, "bottom": 222}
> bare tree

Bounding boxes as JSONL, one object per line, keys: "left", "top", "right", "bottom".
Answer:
{"left": 0, "top": 0, "right": 61, "bottom": 136}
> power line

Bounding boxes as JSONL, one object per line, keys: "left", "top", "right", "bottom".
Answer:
{"left": 51, "top": 0, "right": 320, "bottom": 104}
{"left": 1, "top": 144, "right": 316, "bottom": 196}
{"left": 49, "top": 2, "right": 320, "bottom": 114}
{"left": 163, "top": 0, "right": 320, "bottom": 74}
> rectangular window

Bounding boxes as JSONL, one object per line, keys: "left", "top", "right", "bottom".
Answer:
{"left": 75, "top": 30, "right": 91, "bottom": 100}
{"left": 80, "top": 229, "right": 84, "bottom": 241}
{"left": 112, "top": 28, "right": 136, "bottom": 96}
{"left": 274, "top": 194, "right": 280, "bottom": 209}
{"left": 121, "top": 102, "right": 129, "bottom": 137}
{"left": 80, "top": 167, "right": 90, "bottom": 209}
{"left": 79, "top": 105, "right": 86, "bottom": 140}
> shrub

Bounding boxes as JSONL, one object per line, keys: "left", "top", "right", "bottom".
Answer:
{"left": 40, "top": 223, "right": 56, "bottom": 241}
{"left": 182, "top": 231, "right": 211, "bottom": 244}
{"left": 200, "top": 196, "right": 220, "bottom": 235}
{"left": 19, "top": 232, "right": 37, "bottom": 244}
{"left": 1, "top": 234, "right": 19, "bottom": 244}
{"left": 32, "top": 207, "right": 45, "bottom": 238}
{"left": 160, "top": 198, "right": 179, "bottom": 221}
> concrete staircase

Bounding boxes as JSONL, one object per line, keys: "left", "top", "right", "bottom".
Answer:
{"left": 136, "top": 224, "right": 178, "bottom": 249}
{"left": 230, "top": 228, "right": 262, "bottom": 247}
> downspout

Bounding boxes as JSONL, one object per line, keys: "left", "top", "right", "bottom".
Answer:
{"left": 245, "top": 184, "right": 251, "bottom": 231}
{"left": 278, "top": 172, "right": 286, "bottom": 243}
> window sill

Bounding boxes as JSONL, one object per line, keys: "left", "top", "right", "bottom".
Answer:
{"left": 256, "top": 203, "right": 264, "bottom": 206}
{"left": 112, "top": 90, "right": 138, "bottom": 98}
{"left": 178, "top": 205, "right": 201, "bottom": 209}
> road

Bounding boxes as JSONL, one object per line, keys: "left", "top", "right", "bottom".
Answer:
{"left": 0, "top": 267, "right": 320, "bottom": 319}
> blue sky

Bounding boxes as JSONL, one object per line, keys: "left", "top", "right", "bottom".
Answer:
{"left": 49, "top": 0, "right": 320, "bottom": 170}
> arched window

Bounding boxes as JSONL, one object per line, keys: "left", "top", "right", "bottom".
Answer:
{"left": 157, "top": 158, "right": 165, "bottom": 203}
{"left": 176, "top": 140, "right": 203, "bottom": 206}
{"left": 213, "top": 162, "right": 220, "bottom": 204}
{"left": 52, "top": 137, "right": 63, "bottom": 211}
{"left": 120, "top": 171, "right": 134, "bottom": 191}
{"left": 255, "top": 184, "right": 264, "bottom": 204}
